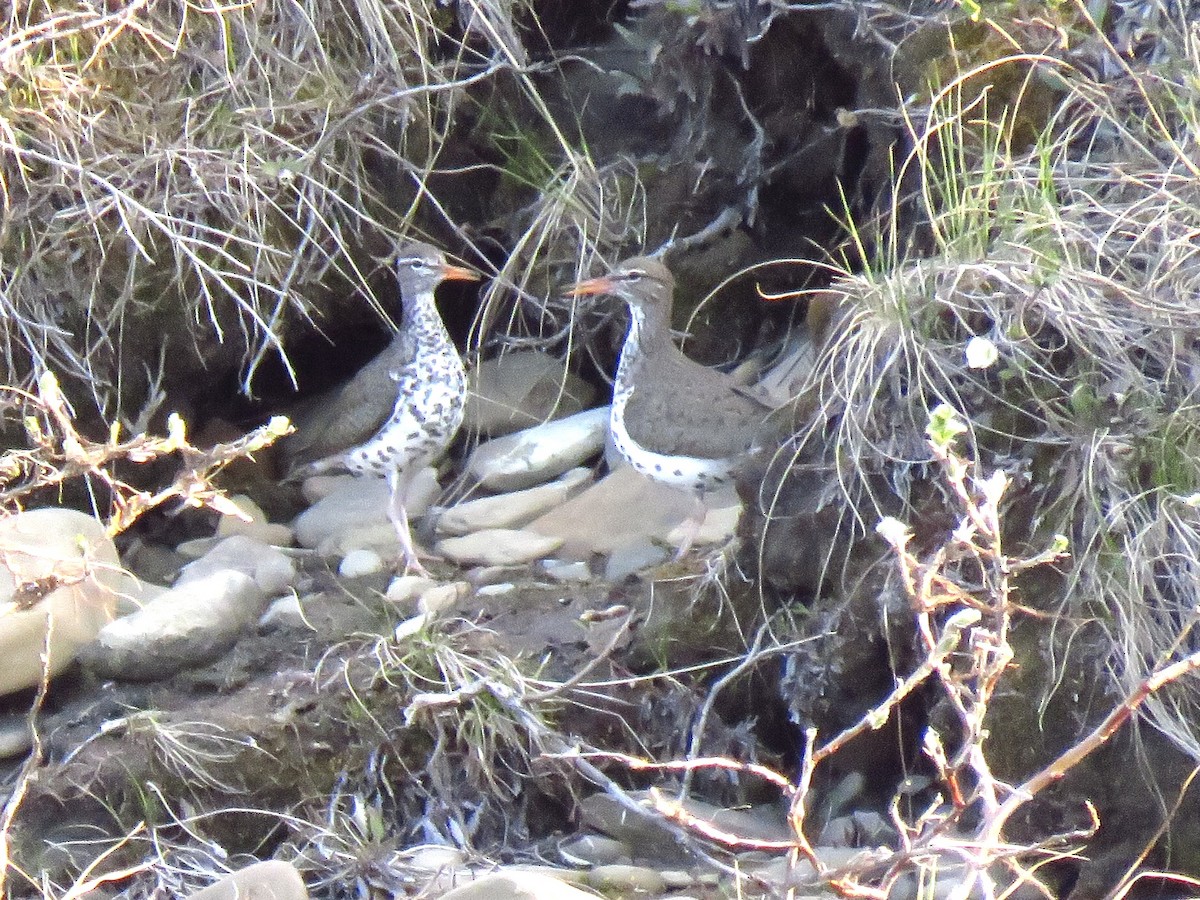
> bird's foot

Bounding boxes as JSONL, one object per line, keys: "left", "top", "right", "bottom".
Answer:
{"left": 670, "top": 498, "right": 708, "bottom": 560}
{"left": 399, "top": 556, "right": 433, "bottom": 578}
{"left": 396, "top": 543, "right": 447, "bottom": 579}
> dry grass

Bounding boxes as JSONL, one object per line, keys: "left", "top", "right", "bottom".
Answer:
{"left": 0, "top": 0, "right": 648, "bottom": 447}
{"left": 757, "top": 7, "right": 1200, "bottom": 823}
{"left": 12, "top": 1, "right": 1200, "bottom": 897}
{"left": 0, "top": 0, "right": 548, "bottom": 417}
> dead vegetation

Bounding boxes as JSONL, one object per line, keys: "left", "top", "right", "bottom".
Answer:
{"left": 6, "top": 0, "right": 1200, "bottom": 898}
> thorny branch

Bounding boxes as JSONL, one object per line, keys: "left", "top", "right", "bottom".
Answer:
{"left": 0, "top": 372, "right": 292, "bottom": 534}
{"left": 532, "top": 404, "right": 1200, "bottom": 898}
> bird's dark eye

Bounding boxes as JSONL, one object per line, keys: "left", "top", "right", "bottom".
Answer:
{"left": 623, "top": 270, "right": 644, "bottom": 282}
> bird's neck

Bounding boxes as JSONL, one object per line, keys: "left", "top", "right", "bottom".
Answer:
{"left": 615, "top": 303, "right": 671, "bottom": 390}
{"left": 403, "top": 294, "right": 452, "bottom": 346}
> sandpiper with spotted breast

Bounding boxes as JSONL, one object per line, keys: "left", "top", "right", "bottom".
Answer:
{"left": 569, "top": 256, "right": 772, "bottom": 557}
{"left": 304, "top": 241, "right": 479, "bottom": 575}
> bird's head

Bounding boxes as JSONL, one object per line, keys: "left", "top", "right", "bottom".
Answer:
{"left": 395, "top": 241, "right": 480, "bottom": 294}
{"left": 567, "top": 256, "right": 674, "bottom": 315}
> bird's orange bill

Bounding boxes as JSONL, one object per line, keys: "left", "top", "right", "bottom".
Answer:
{"left": 566, "top": 275, "right": 615, "bottom": 296}
{"left": 439, "top": 263, "right": 481, "bottom": 282}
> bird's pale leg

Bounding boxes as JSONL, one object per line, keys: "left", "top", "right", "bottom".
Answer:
{"left": 672, "top": 492, "right": 709, "bottom": 560}
{"left": 388, "top": 469, "right": 431, "bottom": 576}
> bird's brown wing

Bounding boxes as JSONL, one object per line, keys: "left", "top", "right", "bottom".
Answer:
{"left": 282, "top": 330, "right": 416, "bottom": 471}
{"left": 622, "top": 348, "right": 772, "bottom": 460}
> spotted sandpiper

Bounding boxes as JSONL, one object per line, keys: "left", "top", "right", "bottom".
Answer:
{"left": 304, "top": 241, "right": 479, "bottom": 575}
{"left": 570, "top": 256, "right": 772, "bottom": 557}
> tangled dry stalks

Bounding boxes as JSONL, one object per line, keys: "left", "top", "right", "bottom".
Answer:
{"left": 567, "top": 406, "right": 1200, "bottom": 897}
{"left": 0, "top": 371, "right": 290, "bottom": 532}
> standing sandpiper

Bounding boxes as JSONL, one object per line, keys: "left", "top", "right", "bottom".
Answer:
{"left": 570, "top": 256, "right": 772, "bottom": 557}
{"left": 307, "top": 241, "right": 478, "bottom": 575}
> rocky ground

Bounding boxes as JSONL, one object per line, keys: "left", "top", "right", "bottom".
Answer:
{"left": 0, "top": 347, "right": 914, "bottom": 900}
{"left": 6, "top": 2, "right": 1200, "bottom": 897}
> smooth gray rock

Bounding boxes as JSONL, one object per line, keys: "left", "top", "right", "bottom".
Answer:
{"left": 542, "top": 560, "right": 592, "bottom": 582}
{"left": 436, "top": 468, "right": 592, "bottom": 536}
{"left": 186, "top": 860, "right": 308, "bottom": 900}
{"left": 0, "top": 508, "right": 121, "bottom": 695}
{"left": 528, "top": 467, "right": 690, "bottom": 558}
{"left": 467, "top": 408, "right": 608, "bottom": 492}
{"left": 604, "top": 539, "right": 669, "bottom": 581}
{"left": 177, "top": 535, "right": 297, "bottom": 596}
{"left": 530, "top": 467, "right": 739, "bottom": 563}
{"left": 557, "top": 834, "right": 629, "bottom": 867}
{"left": 586, "top": 864, "right": 667, "bottom": 895}
{"left": 260, "top": 595, "right": 308, "bottom": 629}
{"left": 475, "top": 581, "right": 516, "bottom": 596}
{"left": 293, "top": 469, "right": 438, "bottom": 550}
{"left": 83, "top": 570, "right": 267, "bottom": 681}
{"left": 437, "top": 870, "right": 597, "bottom": 900}
{"left": 435, "top": 529, "right": 564, "bottom": 566}
{"left": 464, "top": 350, "right": 597, "bottom": 436}
{"left": 337, "top": 548, "right": 385, "bottom": 578}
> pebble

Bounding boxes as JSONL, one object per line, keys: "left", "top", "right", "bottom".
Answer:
{"left": 528, "top": 467, "right": 695, "bottom": 559}
{"left": 386, "top": 575, "right": 437, "bottom": 605}
{"left": 338, "top": 549, "right": 385, "bottom": 578}
{"left": 475, "top": 582, "right": 516, "bottom": 597}
{"left": 300, "top": 474, "right": 352, "bottom": 505}
{"left": 185, "top": 860, "right": 307, "bottom": 900}
{"left": 406, "top": 845, "right": 466, "bottom": 872}
{"left": 394, "top": 612, "right": 431, "bottom": 640}
{"left": 502, "top": 865, "right": 588, "bottom": 884}
{"left": 294, "top": 476, "right": 390, "bottom": 547}
{"left": 316, "top": 524, "right": 402, "bottom": 561}
{"left": 467, "top": 407, "right": 609, "bottom": 492}
{"left": 585, "top": 864, "right": 667, "bottom": 895}
{"left": 176, "top": 536, "right": 222, "bottom": 559}
{"left": 260, "top": 595, "right": 309, "bottom": 629}
{"left": 0, "top": 508, "right": 121, "bottom": 696}
{"left": 293, "top": 469, "right": 439, "bottom": 549}
{"left": 542, "top": 560, "right": 591, "bottom": 582}
{"left": 436, "top": 469, "right": 592, "bottom": 536}
{"left": 660, "top": 871, "right": 695, "bottom": 889}
{"left": 576, "top": 794, "right": 693, "bottom": 865}
{"left": 0, "top": 717, "right": 33, "bottom": 759}
{"left": 464, "top": 350, "right": 596, "bottom": 437}
{"left": 82, "top": 570, "right": 267, "bottom": 681}
{"left": 177, "top": 535, "right": 297, "bottom": 596}
{"left": 435, "top": 529, "right": 563, "bottom": 567}
{"left": 704, "top": 799, "right": 793, "bottom": 843}
{"left": 124, "top": 540, "right": 187, "bottom": 585}
{"left": 215, "top": 494, "right": 295, "bottom": 546}
{"left": 467, "top": 566, "right": 525, "bottom": 586}
{"left": 421, "top": 582, "right": 470, "bottom": 614}
{"left": 579, "top": 791, "right": 793, "bottom": 860}
{"left": 557, "top": 834, "right": 629, "bottom": 867}
{"left": 604, "top": 539, "right": 670, "bottom": 581}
